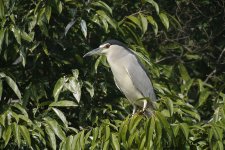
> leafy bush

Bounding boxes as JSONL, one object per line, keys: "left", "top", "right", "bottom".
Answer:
{"left": 0, "top": 0, "right": 224, "bottom": 149}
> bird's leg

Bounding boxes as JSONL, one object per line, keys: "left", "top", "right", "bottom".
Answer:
{"left": 142, "top": 100, "right": 147, "bottom": 112}
{"left": 132, "top": 105, "right": 137, "bottom": 115}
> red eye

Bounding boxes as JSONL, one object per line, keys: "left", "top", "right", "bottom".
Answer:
{"left": 105, "top": 44, "right": 111, "bottom": 48}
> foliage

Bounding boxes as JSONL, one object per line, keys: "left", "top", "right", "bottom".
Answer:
{"left": 0, "top": 0, "right": 224, "bottom": 149}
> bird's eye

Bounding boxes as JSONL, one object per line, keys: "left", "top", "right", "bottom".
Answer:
{"left": 105, "top": 44, "right": 111, "bottom": 48}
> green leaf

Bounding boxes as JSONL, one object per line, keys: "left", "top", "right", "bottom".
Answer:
{"left": 147, "top": 117, "right": 155, "bottom": 148}
{"left": 84, "top": 81, "right": 94, "bottom": 98}
{"left": 3, "top": 125, "right": 12, "bottom": 147}
{"left": 65, "top": 135, "right": 73, "bottom": 150}
{"left": 111, "top": 133, "right": 120, "bottom": 150}
{"left": 97, "top": 10, "right": 117, "bottom": 29}
{"left": 217, "top": 141, "right": 224, "bottom": 150}
{"left": 145, "top": 0, "right": 159, "bottom": 14}
{"left": 119, "top": 119, "right": 128, "bottom": 145}
{"left": 159, "top": 12, "right": 169, "bottom": 30}
{"left": 182, "top": 108, "right": 201, "bottom": 121}
{"left": 57, "top": 1, "right": 63, "bottom": 14}
{"left": 65, "top": 77, "right": 81, "bottom": 103}
{"left": 19, "top": 125, "right": 31, "bottom": 147}
{"left": 5, "top": 76, "right": 21, "bottom": 99}
{"left": 155, "top": 111, "right": 173, "bottom": 143}
{"left": 198, "top": 90, "right": 210, "bottom": 107}
{"left": 139, "top": 135, "right": 146, "bottom": 150}
{"left": 0, "top": 112, "right": 6, "bottom": 127}
{"left": 94, "top": 55, "right": 103, "bottom": 73}
{"left": 11, "top": 26, "right": 21, "bottom": 45}
{"left": 0, "top": 79, "right": 2, "bottom": 100}
{"left": 139, "top": 14, "right": 148, "bottom": 34}
{"left": 91, "top": 127, "right": 99, "bottom": 148}
{"left": 128, "top": 132, "right": 138, "bottom": 148}
{"left": 45, "top": 5, "right": 52, "bottom": 23}
{"left": 92, "top": 1, "right": 112, "bottom": 15}
{"left": 0, "top": 0, "right": 4, "bottom": 18}
{"left": 79, "top": 130, "right": 85, "bottom": 150}
{"left": 0, "top": 28, "right": 5, "bottom": 51}
{"left": 103, "top": 140, "right": 109, "bottom": 150}
{"left": 21, "top": 31, "right": 33, "bottom": 42}
{"left": 50, "top": 100, "right": 78, "bottom": 107}
{"left": 180, "top": 123, "right": 189, "bottom": 140}
{"left": 45, "top": 125, "right": 56, "bottom": 150}
{"left": 12, "top": 103, "right": 28, "bottom": 117}
{"left": 45, "top": 118, "right": 66, "bottom": 140}
{"left": 65, "top": 19, "right": 76, "bottom": 36}
{"left": 178, "top": 64, "right": 190, "bottom": 82}
{"left": 129, "top": 115, "right": 143, "bottom": 134}
{"left": 53, "top": 77, "right": 65, "bottom": 101}
{"left": 105, "top": 125, "right": 110, "bottom": 141}
{"left": 127, "top": 15, "right": 142, "bottom": 30}
{"left": 12, "top": 123, "right": 21, "bottom": 147}
{"left": 165, "top": 98, "right": 173, "bottom": 116}
{"left": 80, "top": 19, "right": 87, "bottom": 38}
{"left": 52, "top": 108, "right": 68, "bottom": 127}
{"left": 20, "top": 47, "right": 26, "bottom": 67}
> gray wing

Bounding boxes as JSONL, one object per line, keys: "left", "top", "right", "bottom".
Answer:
{"left": 124, "top": 53, "right": 156, "bottom": 101}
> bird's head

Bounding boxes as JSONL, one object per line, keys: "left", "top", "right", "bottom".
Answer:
{"left": 83, "top": 40, "right": 128, "bottom": 57}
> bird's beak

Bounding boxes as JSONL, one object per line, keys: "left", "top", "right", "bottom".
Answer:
{"left": 83, "top": 48, "right": 102, "bottom": 57}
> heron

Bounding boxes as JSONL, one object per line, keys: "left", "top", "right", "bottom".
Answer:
{"left": 84, "top": 40, "right": 157, "bottom": 116}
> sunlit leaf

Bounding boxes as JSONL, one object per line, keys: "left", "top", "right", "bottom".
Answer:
{"left": 0, "top": 79, "right": 2, "bottom": 100}
{"left": 50, "top": 100, "right": 78, "bottom": 107}
{"left": 3, "top": 125, "right": 12, "bottom": 147}
{"left": 145, "top": 0, "right": 159, "bottom": 14}
{"left": 52, "top": 108, "right": 68, "bottom": 127}
{"left": 21, "top": 31, "right": 33, "bottom": 42}
{"left": 180, "top": 123, "right": 189, "bottom": 140}
{"left": 159, "top": 12, "right": 169, "bottom": 30}
{"left": 45, "top": 125, "right": 56, "bottom": 150}
{"left": 11, "top": 26, "right": 21, "bottom": 45}
{"left": 127, "top": 15, "right": 142, "bottom": 30}
{"left": 139, "top": 13, "right": 148, "bottom": 34}
{"left": 80, "top": 19, "right": 87, "bottom": 38}
{"left": 147, "top": 16, "right": 158, "bottom": 35}
{"left": 45, "top": 118, "right": 66, "bottom": 141}
{"left": 111, "top": 133, "right": 120, "bottom": 150}
{"left": 178, "top": 64, "right": 190, "bottom": 82}
{"left": 45, "top": 5, "right": 52, "bottom": 23}
{"left": 92, "top": 1, "right": 112, "bottom": 15}
{"left": 0, "top": 0, "right": 4, "bottom": 18}
{"left": 198, "top": 90, "right": 210, "bottom": 107}
{"left": 84, "top": 81, "right": 94, "bottom": 98}
{"left": 20, "top": 125, "right": 31, "bottom": 147}
{"left": 97, "top": 10, "right": 117, "bottom": 29}
{"left": 0, "top": 28, "right": 5, "bottom": 51}
{"left": 53, "top": 77, "right": 65, "bottom": 101}
{"left": 5, "top": 76, "right": 21, "bottom": 99}
{"left": 65, "top": 19, "right": 76, "bottom": 36}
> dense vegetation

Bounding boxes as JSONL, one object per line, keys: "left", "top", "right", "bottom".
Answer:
{"left": 0, "top": 0, "right": 224, "bottom": 149}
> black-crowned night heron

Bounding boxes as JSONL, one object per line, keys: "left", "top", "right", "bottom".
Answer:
{"left": 84, "top": 40, "right": 156, "bottom": 116}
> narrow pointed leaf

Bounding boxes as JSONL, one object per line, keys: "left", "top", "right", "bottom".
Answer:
{"left": 5, "top": 76, "right": 21, "bottom": 99}
{"left": 52, "top": 108, "right": 68, "bottom": 127}
{"left": 50, "top": 100, "right": 78, "bottom": 107}
{"left": 53, "top": 77, "right": 65, "bottom": 101}
{"left": 19, "top": 125, "right": 31, "bottom": 146}
{"left": 159, "top": 12, "right": 169, "bottom": 30}
{"left": 80, "top": 19, "right": 87, "bottom": 38}
{"left": 3, "top": 125, "right": 12, "bottom": 147}
{"left": 45, "top": 125, "right": 56, "bottom": 150}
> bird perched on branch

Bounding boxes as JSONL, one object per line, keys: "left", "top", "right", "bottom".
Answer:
{"left": 84, "top": 40, "right": 157, "bottom": 116}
